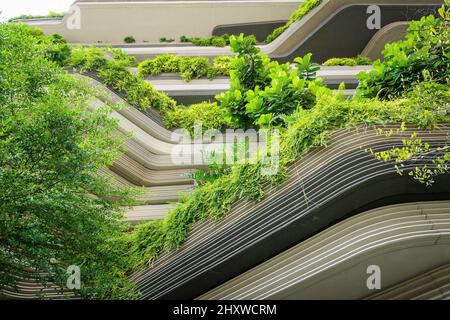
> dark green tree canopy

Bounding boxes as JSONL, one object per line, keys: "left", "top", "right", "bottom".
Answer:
{"left": 0, "top": 23, "right": 137, "bottom": 299}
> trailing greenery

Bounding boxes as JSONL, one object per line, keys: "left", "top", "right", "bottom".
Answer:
{"left": 0, "top": 23, "right": 139, "bottom": 299}
{"left": 323, "top": 56, "right": 372, "bottom": 66}
{"left": 123, "top": 36, "right": 136, "bottom": 44}
{"left": 265, "top": 0, "right": 322, "bottom": 43}
{"left": 129, "top": 83, "right": 450, "bottom": 267}
{"left": 67, "top": 46, "right": 177, "bottom": 117}
{"left": 216, "top": 34, "right": 320, "bottom": 128}
{"left": 137, "top": 55, "right": 233, "bottom": 81}
{"left": 369, "top": 81, "right": 450, "bottom": 186}
{"left": 164, "top": 102, "right": 230, "bottom": 136}
{"left": 356, "top": 3, "right": 450, "bottom": 100}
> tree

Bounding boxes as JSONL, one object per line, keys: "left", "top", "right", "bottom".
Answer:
{"left": 0, "top": 23, "right": 138, "bottom": 299}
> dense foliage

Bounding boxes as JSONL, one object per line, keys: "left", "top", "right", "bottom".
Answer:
{"left": 265, "top": 0, "right": 322, "bottom": 43}
{"left": 165, "top": 102, "right": 230, "bottom": 136}
{"left": 216, "top": 34, "right": 320, "bottom": 128}
{"left": 357, "top": 4, "right": 450, "bottom": 100}
{"left": 0, "top": 24, "right": 138, "bottom": 299}
{"left": 323, "top": 56, "right": 372, "bottom": 66}
{"left": 123, "top": 36, "right": 136, "bottom": 44}
{"left": 137, "top": 55, "right": 233, "bottom": 81}
{"left": 68, "top": 46, "right": 177, "bottom": 117}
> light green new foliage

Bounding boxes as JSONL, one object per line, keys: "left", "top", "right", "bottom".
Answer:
{"left": 178, "top": 57, "right": 210, "bottom": 81}
{"left": 323, "top": 56, "right": 372, "bottom": 66}
{"left": 164, "top": 102, "right": 230, "bottom": 136}
{"left": 369, "top": 82, "right": 450, "bottom": 186}
{"left": 137, "top": 55, "right": 232, "bottom": 81}
{"left": 68, "top": 46, "right": 177, "bottom": 117}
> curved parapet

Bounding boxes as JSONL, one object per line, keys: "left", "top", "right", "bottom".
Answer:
{"left": 20, "top": 0, "right": 299, "bottom": 44}
{"left": 120, "top": 0, "right": 442, "bottom": 63}
{"left": 361, "top": 21, "right": 410, "bottom": 60}
{"left": 199, "top": 201, "right": 450, "bottom": 299}
{"left": 367, "top": 264, "right": 450, "bottom": 300}
{"left": 131, "top": 125, "right": 450, "bottom": 299}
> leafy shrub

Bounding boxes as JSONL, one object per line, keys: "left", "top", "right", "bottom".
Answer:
{"left": 216, "top": 34, "right": 272, "bottom": 128}
{"left": 46, "top": 33, "right": 72, "bottom": 66}
{"left": 265, "top": 0, "right": 322, "bottom": 43}
{"left": 138, "top": 55, "right": 231, "bottom": 80}
{"left": 294, "top": 53, "right": 320, "bottom": 80}
{"left": 208, "top": 56, "right": 234, "bottom": 78}
{"left": 68, "top": 46, "right": 109, "bottom": 72}
{"left": 323, "top": 58, "right": 357, "bottom": 66}
{"left": 356, "top": 3, "right": 450, "bottom": 100}
{"left": 137, "top": 54, "right": 180, "bottom": 76}
{"left": 180, "top": 35, "right": 191, "bottom": 43}
{"left": 246, "top": 67, "right": 320, "bottom": 127}
{"left": 354, "top": 56, "right": 372, "bottom": 65}
{"left": 217, "top": 34, "right": 319, "bottom": 128}
{"left": 165, "top": 102, "right": 230, "bottom": 136}
{"left": 160, "top": 37, "right": 175, "bottom": 43}
{"left": 210, "top": 36, "right": 227, "bottom": 47}
{"left": 123, "top": 36, "right": 136, "bottom": 43}
{"left": 178, "top": 57, "right": 210, "bottom": 81}
{"left": 110, "top": 48, "right": 136, "bottom": 67}
{"left": 323, "top": 56, "right": 372, "bottom": 66}
{"left": 68, "top": 47, "right": 177, "bottom": 115}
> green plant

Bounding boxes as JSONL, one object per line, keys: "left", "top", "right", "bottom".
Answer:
{"left": 68, "top": 47, "right": 177, "bottom": 116}
{"left": 68, "top": 46, "right": 109, "bottom": 72}
{"left": 323, "top": 56, "right": 372, "bottom": 67}
{"left": 265, "top": 0, "right": 322, "bottom": 43}
{"left": 357, "top": 2, "right": 450, "bottom": 100}
{"left": 138, "top": 55, "right": 231, "bottom": 80}
{"left": 178, "top": 56, "right": 210, "bottom": 81}
{"left": 137, "top": 54, "right": 180, "bottom": 76}
{"left": 110, "top": 48, "right": 136, "bottom": 67}
{"left": 323, "top": 58, "right": 356, "bottom": 66}
{"left": 160, "top": 37, "right": 175, "bottom": 43}
{"left": 123, "top": 36, "right": 136, "bottom": 44}
{"left": 180, "top": 35, "right": 191, "bottom": 43}
{"left": 208, "top": 56, "right": 234, "bottom": 78}
{"left": 246, "top": 66, "right": 320, "bottom": 127}
{"left": 45, "top": 33, "right": 72, "bottom": 66}
{"left": 216, "top": 34, "right": 272, "bottom": 128}
{"left": 217, "top": 35, "right": 320, "bottom": 128}
{"left": 294, "top": 53, "right": 320, "bottom": 80}
{"left": 164, "top": 102, "right": 230, "bottom": 136}
{"left": 354, "top": 56, "right": 372, "bottom": 65}
{"left": 210, "top": 36, "right": 227, "bottom": 47}
{"left": 0, "top": 23, "right": 139, "bottom": 299}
